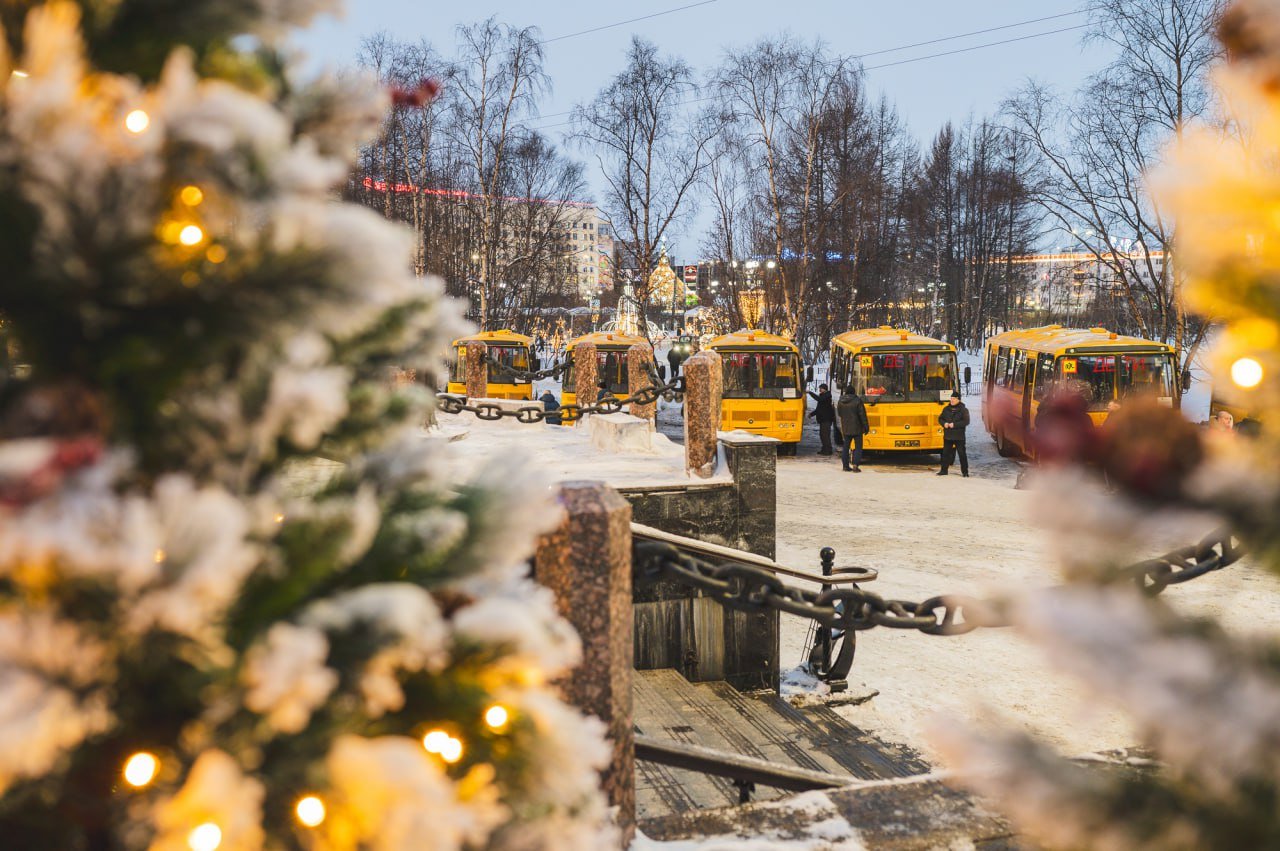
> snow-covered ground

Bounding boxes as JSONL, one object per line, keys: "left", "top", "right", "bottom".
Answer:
{"left": 763, "top": 366, "right": 1276, "bottom": 764}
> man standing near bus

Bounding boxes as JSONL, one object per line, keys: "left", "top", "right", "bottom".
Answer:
{"left": 937, "top": 390, "right": 970, "bottom": 477}
{"left": 837, "top": 386, "right": 870, "bottom": 472}
{"left": 808, "top": 383, "right": 836, "bottom": 455}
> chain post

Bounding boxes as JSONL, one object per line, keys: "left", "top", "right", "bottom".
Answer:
{"left": 818, "top": 547, "right": 834, "bottom": 677}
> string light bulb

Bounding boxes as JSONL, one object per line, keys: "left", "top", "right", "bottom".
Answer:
{"left": 423, "top": 729, "right": 464, "bottom": 763}
{"left": 11, "top": 69, "right": 29, "bottom": 79}
{"left": 295, "top": 795, "right": 325, "bottom": 827}
{"left": 187, "top": 823, "right": 222, "bottom": 851}
{"left": 178, "top": 225, "right": 205, "bottom": 247}
{"left": 1231, "top": 357, "right": 1264, "bottom": 389}
{"left": 206, "top": 245, "right": 227, "bottom": 264}
{"left": 153, "top": 549, "right": 166, "bottom": 564}
{"left": 179, "top": 185, "right": 204, "bottom": 206}
{"left": 483, "top": 704, "right": 509, "bottom": 731}
{"left": 123, "top": 752, "right": 158, "bottom": 787}
{"left": 124, "top": 109, "right": 151, "bottom": 134}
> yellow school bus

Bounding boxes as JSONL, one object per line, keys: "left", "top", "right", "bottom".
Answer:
{"left": 983, "top": 325, "right": 1177, "bottom": 456}
{"left": 446, "top": 330, "right": 536, "bottom": 401}
{"left": 828, "top": 328, "right": 959, "bottom": 453}
{"left": 707, "top": 329, "right": 805, "bottom": 454}
{"left": 560, "top": 331, "right": 649, "bottom": 420}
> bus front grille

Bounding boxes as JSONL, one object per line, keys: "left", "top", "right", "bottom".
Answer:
{"left": 887, "top": 415, "right": 931, "bottom": 428}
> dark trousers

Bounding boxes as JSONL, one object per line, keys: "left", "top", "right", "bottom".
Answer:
{"left": 941, "top": 440, "right": 968, "bottom": 475}
{"left": 841, "top": 433, "right": 863, "bottom": 469}
{"left": 818, "top": 420, "right": 833, "bottom": 453}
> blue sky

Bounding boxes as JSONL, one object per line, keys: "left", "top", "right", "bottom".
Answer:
{"left": 295, "top": 1, "right": 1113, "bottom": 251}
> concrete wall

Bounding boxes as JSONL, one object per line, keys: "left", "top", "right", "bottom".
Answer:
{"left": 623, "top": 436, "right": 780, "bottom": 692}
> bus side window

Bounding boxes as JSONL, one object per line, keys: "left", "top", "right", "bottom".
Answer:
{"left": 995, "top": 347, "right": 1010, "bottom": 387}
{"left": 1012, "top": 350, "right": 1027, "bottom": 388}
{"left": 1033, "top": 354, "right": 1055, "bottom": 400}
{"left": 453, "top": 347, "right": 465, "bottom": 383}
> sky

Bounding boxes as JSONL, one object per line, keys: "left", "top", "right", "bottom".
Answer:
{"left": 294, "top": 1, "right": 1114, "bottom": 254}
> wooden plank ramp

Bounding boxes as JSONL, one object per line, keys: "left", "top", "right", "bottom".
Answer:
{"left": 634, "top": 668, "right": 931, "bottom": 822}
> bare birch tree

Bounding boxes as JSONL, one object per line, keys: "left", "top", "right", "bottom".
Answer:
{"left": 572, "top": 37, "right": 714, "bottom": 332}
{"left": 1004, "top": 0, "right": 1227, "bottom": 399}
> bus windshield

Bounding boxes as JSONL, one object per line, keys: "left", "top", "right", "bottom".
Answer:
{"left": 721, "top": 351, "right": 802, "bottom": 399}
{"left": 856, "top": 352, "right": 955, "bottom": 402}
{"left": 1058, "top": 353, "right": 1174, "bottom": 410}
{"left": 562, "top": 349, "right": 629, "bottom": 395}
{"left": 486, "top": 345, "right": 531, "bottom": 384}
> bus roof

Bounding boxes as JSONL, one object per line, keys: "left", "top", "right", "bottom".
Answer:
{"left": 986, "top": 325, "right": 1173, "bottom": 355}
{"left": 565, "top": 331, "right": 649, "bottom": 351}
{"left": 832, "top": 327, "right": 955, "bottom": 352}
{"left": 706, "top": 329, "right": 799, "bottom": 351}
{"left": 452, "top": 329, "right": 532, "bottom": 346}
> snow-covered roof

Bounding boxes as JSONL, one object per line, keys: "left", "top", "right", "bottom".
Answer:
{"left": 832, "top": 327, "right": 954, "bottom": 352}
{"left": 986, "top": 325, "right": 1175, "bottom": 354}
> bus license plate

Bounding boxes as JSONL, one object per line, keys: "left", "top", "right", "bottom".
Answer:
{"left": 894, "top": 439, "right": 920, "bottom": 448}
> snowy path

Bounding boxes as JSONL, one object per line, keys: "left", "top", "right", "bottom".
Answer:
{"left": 770, "top": 418, "right": 1280, "bottom": 762}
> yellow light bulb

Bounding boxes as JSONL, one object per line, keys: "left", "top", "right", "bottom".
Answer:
{"left": 206, "top": 245, "right": 228, "bottom": 264}
{"left": 483, "top": 705, "right": 509, "bottom": 731}
{"left": 187, "top": 822, "right": 222, "bottom": 851}
{"left": 1231, "top": 357, "right": 1264, "bottom": 389}
{"left": 295, "top": 795, "right": 325, "bottom": 827}
{"left": 124, "top": 109, "right": 151, "bottom": 134}
{"left": 178, "top": 225, "right": 204, "bottom": 247}
{"left": 180, "top": 185, "right": 205, "bottom": 206}
{"left": 123, "top": 752, "right": 158, "bottom": 787}
{"left": 422, "top": 730, "right": 450, "bottom": 753}
{"left": 439, "top": 736, "right": 464, "bottom": 764}
{"left": 153, "top": 549, "right": 166, "bottom": 564}
{"left": 273, "top": 512, "right": 285, "bottom": 525}
{"left": 11, "top": 69, "right": 29, "bottom": 79}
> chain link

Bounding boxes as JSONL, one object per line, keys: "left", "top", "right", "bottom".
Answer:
{"left": 438, "top": 372, "right": 685, "bottom": 425}
{"left": 633, "top": 526, "right": 1244, "bottom": 637}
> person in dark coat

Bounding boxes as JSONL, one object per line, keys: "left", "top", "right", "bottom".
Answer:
{"left": 667, "top": 346, "right": 682, "bottom": 379}
{"left": 539, "top": 390, "right": 562, "bottom": 425}
{"left": 808, "top": 383, "right": 836, "bottom": 455}
{"left": 836, "top": 386, "right": 870, "bottom": 472}
{"left": 596, "top": 380, "right": 612, "bottom": 403}
{"left": 937, "top": 390, "right": 970, "bottom": 477}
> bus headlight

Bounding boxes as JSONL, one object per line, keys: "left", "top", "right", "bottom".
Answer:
{"left": 869, "top": 429, "right": 877, "bottom": 435}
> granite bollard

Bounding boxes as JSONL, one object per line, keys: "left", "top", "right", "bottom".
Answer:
{"left": 534, "top": 482, "right": 635, "bottom": 844}
{"left": 464, "top": 340, "right": 488, "bottom": 399}
{"left": 683, "top": 350, "right": 722, "bottom": 478}
{"left": 627, "top": 343, "right": 656, "bottom": 423}
{"left": 572, "top": 341, "right": 599, "bottom": 421}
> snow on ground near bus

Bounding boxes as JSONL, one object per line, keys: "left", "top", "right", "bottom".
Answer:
{"left": 431, "top": 409, "right": 733, "bottom": 489}
{"left": 765, "top": 375, "right": 1277, "bottom": 765}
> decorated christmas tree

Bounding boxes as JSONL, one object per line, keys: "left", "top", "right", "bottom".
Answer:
{"left": 936, "top": 1, "right": 1280, "bottom": 848}
{"left": 0, "top": 1, "right": 612, "bottom": 849}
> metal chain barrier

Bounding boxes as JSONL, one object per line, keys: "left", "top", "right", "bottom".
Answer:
{"left": 438, "top": 371, "right": 684, "bottom": 424}
{"left": 633, "top": 526, "right": 1245, "bottom": 637}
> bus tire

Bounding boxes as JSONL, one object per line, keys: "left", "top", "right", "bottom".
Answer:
{"left": 778, "top": 443, "right": 798, "bottom": 457}
{"left": 996, "top": 430, "right": 1019, "bottom": 458}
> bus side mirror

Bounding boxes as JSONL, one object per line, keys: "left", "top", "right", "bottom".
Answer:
{"left": 1181, "top": 368, "right": 1192, "bottom": 392}
{"left": 532, "top": 356, "right": 541, "bottom": 371}
{"left": 805, "top": 366, "right": 814, "bottom": 383}
{"left": 658, "top": 364, "right": 668, "bottom": 380}
{"left": 963, "top": 365, "right": 972, "bottom": 384}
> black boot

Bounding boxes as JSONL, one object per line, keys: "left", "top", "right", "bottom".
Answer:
{"left": 936, "top": 470, "right": 948, "bottom": 476}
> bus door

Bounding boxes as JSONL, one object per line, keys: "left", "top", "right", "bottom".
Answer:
{"left": 1022, "top": 354, "right": 1037, "bottom": 432}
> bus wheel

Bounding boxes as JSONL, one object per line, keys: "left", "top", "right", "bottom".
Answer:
{"left": 778, "top": 443, "right": 798, "bottom": 457}
{"left": 996, "top": 430, "right": 1019, "bottom": 458}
